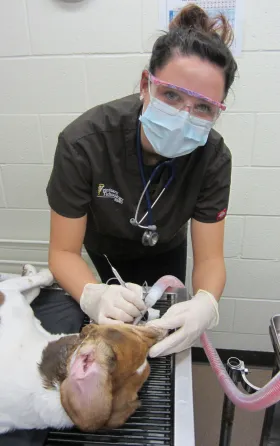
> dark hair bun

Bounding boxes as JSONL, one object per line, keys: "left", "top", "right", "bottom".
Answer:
{"left": 169, "top": 3, "right": 234, "bottom": 47}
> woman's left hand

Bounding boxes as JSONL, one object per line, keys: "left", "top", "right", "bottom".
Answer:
{"left": 146, "top": 290, "right": 219, "bottom": 357}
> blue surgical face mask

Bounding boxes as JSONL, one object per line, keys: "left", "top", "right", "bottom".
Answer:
{"left": 139, "top": 97, "right": 213, "bottom": 158}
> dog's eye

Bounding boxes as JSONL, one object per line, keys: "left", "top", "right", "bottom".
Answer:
{"left": 108, "top": 350, "right": 117, "bottom": 371}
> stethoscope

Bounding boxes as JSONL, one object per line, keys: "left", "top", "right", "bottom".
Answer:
{"left": 130, "top": 121, "right": 175, "bottom": 247}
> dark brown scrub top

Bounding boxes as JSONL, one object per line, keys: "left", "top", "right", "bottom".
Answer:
{"left": 46, "top": 94, "right": 231, "bottom": 260}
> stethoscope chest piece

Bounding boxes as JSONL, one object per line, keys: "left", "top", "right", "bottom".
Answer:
{"left": 131, "top": 217, "right": 159, "bottom": 246}
{"left": 142, "top": 229, "right": 159, "bottom": 247}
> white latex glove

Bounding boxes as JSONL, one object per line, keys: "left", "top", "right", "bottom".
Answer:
{"left": 146, "top": 289, "right": 219, "bottom": 357}
{"left": 80, "top": 282, "right": 146, "bottom": 325}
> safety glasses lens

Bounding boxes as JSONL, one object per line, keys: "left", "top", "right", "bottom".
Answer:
{"left": 149, "top": 79, "right": 220, "bottom": 122}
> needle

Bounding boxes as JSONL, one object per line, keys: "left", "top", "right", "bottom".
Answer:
{"left": 104, "top": 254, "right": 148, "bottom": 325}
{"left": 103, "top": 254, "right": 127, "bottom": 288}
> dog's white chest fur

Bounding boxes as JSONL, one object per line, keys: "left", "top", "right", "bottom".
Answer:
{"left": 0, "top": 284, "right": 73, "bottom": 434}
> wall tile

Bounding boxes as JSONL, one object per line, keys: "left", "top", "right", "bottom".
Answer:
{"left": 0, "top": 0, "right": 30, "bottom": 56}
{"left": 194, "top": 331, "right": 273, "bottom": 352}
{"left": 1, "top": 164, "right": 52, "bottom": 209}
{"left": 214, "top": 113, "right": 255, "bottom": 166}
{"left": 0, "top": 170, "right": 6, "bottom": 207}
{"left": 226, "top": 53, "right": 280, "bottom": 113}
{"left": 0, "top": 246, "right": 48, "bottom": 264}
{"left": 252, "top": 114, "right": 280, "bottom": 167}
{"left": 243, "top": 217, "right": 280, "bottom": 260}
{"left": 224, "top": 258, "right": 280, "bottom": 300}
{"left": 142, "top": 0, "right": 161, "bottom": 52}
{"left": 211, "top": 298, "right": 235, "bottom": 333}
{"left": 233, "top": 299, "right": 280, "bottom": 335}
{"left": 229, "top": 168, "right": 280, "bottom": 216}
{"left": 243, "top": 0, "right": 280, "bottom": 51}
{"left": 27, "top": 0, "right": 142, "bottom": 54}
{"left": 0, "top": 209, "right": 50, "bottom": 240}
{"left": 224, "top": 216, "right": 244, "bottom": 258}
{"left": 0, "top": 115, "right": 43, "bottom": 164}
{"left": 40, "top": 114, "right": 80, "bottom": 164}
{"left": 86, "top": 55, "right": 149, "bottom": 107}
{"left": 0, "top": 58, "right": 86, "bottom": 114}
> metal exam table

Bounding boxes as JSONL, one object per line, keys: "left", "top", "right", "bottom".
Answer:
{"left": 44, "top": 287, "right": 195, "bottom": 446}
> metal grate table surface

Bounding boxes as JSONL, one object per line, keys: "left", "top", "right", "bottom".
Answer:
{"left": 45, "top": 294, "right": 176, "bottom": 446}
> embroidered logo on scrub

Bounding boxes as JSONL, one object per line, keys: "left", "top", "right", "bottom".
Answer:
{"left": 217, "top": 208, "right": 227, "bottom": 221}
{"left": 97, "top": 183, "right": 124, "bottom": 204}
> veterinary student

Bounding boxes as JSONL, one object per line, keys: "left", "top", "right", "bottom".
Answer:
{"left": 46, "top": 4, "right": 238, "bottom": 358}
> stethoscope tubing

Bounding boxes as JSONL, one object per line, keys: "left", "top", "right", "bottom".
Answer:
{"left": 133, "top": 121, "right": 175, "bottom": 230}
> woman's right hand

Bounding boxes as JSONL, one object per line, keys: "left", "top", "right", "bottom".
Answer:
{"left": 80, "top": 282, "right": 146, "bottom": 324}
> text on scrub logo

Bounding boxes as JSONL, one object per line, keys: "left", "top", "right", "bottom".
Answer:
{"left": 217, "top": 208, "right": 227, "bottom": 221}
{"left": 97, "top": 184, "right": 124, "bottom": 204}
{"left": 97, "top": 184, "right": 105, "bottom": 196}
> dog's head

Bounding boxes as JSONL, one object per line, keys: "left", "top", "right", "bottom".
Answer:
{"left": 39, "top": 323, "right": 166, "bottom": 431}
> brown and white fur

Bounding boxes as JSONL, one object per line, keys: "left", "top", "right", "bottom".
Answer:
{"left": 0, "top": 266, "right": 166, "bottom": 434}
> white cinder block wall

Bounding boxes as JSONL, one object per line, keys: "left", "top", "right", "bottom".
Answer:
{"left": 0, "top": 0, "right": 279, "bottom": 352}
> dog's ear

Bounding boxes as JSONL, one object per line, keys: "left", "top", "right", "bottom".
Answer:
{"left": 60, "top": 333, "right": 114, "bottom": 432}
{"left": 105, "top": 362, "right": 150, "bottom": 430}
{"left": 130, "top": 325, "right": 167, "bottom": 347}
{"left": 61, "top": 370, "right": 113, "bottom": 432}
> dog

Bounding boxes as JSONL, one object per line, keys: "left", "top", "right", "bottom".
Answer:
{"left": 0, "top": 266, "right": 166, "bottom": 434}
